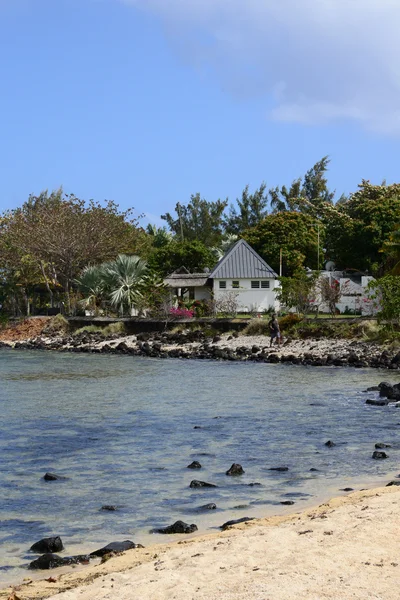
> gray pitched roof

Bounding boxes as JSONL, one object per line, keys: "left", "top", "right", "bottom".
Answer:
{"left": 209, "top": 239, "right": 277, "bottom": 279}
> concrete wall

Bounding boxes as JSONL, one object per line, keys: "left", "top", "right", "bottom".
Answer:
{"left": 212, "top": 278, "right": 279, "bottom": 313}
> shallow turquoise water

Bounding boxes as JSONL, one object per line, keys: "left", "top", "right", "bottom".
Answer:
{"left": 0, "top": 349, "right": 399, "bottom": 585}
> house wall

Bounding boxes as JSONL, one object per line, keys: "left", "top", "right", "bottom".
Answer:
{"left": 317, "top": 272, "right": 376, "bottom": 315}
{"left": 194, "top": 287, "right": 212, "bottom": 301}
{"left": 213, "top": 278, "right": 279, "bottom": 313}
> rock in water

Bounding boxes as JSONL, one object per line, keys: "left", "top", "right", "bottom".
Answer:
{"left": 187, "top": 461, "right": 202, "bottom": 469}
{"left": 386, "top": 480, "right": 400, "bottom": 487}
{"left": 101, "top": 505, "right": 117, "bottom": 511}
{"left": 226, "top": 463, "right": 245, "bottom": 476}
{"left": 197, "top": 503, "right": 217, "bottom": 511}
{"left": 43, "top": 472, "right": 67, "bottom": 481}
{"left": 189, "top": 480, "right": 217, "bottom": 488}
{"left": 269, "top": 466, "right": 289, "bottom": 472}
{"left": 29, "top": 554, "right": 66, "bottom": 570}
{"left": 90, "top": 541, "right": 142, "bottom": 557}
{"left": 30, "top": 536, "right": 64, "bottom": 553}
{"left": 375, "top": 443, "right": 391, "bottom": 449}
{"left": 372, "top": 451, "right": 388, "bottom": 459}
{"left": 325, "top": 440, "right": 336, "bottom": 448}
{"left": 156, "top": 521, "right": 198, "bottom": 534}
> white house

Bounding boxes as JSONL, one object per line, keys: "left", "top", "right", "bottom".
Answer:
{"left": 317, "top": 270, "right": 376, "bottom": 315}
{"left": 164, "top": 239, "right": 280, "bottom": 313}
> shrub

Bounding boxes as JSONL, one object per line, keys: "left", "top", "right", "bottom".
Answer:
{"left": 243, "top": 319, "right": 270, "bottom": 336}
{"left": 278, "top": 313, "right": 303, "bottom": 331}
{"left": 74, "top": 322, "right": 126, "bottom": 337}
{"left": 170, "top": 307, "right": 194, "bottom": 319}
{"left": 42, "top": 313, "right": 70, "bottom": 336}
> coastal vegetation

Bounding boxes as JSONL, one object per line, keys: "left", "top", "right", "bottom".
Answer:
{"left": 1, "top": 158, "right": 400, "bottom": 323}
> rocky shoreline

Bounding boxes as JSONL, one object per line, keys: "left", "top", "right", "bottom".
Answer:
{"left": 1, "top": 329, "right": 400, "bottom": 370}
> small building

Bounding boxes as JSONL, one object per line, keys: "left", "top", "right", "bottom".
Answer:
{"left": 164, "top": 239, "right": 280, "bottom": 313}
{"left": 317, "top": 270, "right": 376, "bottom": 315}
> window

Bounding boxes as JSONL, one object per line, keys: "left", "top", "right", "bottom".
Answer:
{"left": 232, "top": 280, "right": 239, "bottom": 289}
{"left": 251, "top": 281, "right": 260, "bottom": 289}
{"left": 219, "top": 281, "right": 226, "bottom": 289}
{"left": 261, "top": 280, "right": 270, "bottom": 289}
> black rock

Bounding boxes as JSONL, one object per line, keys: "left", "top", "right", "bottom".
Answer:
{"left": 90, "top": 540, "right": 142, "bottom": 557}
{"left": 226, "top": 463, "right": 245, "bottom": 476}
{"left": 269, "top": 466, "right": 289, "bottom": 472}
{"left": 280, "top": 501, "right": 295, "bottom": 505}
{"left": 43, "top": 472, "right": 67, "bottom": 481}
{"left": 339, "top": 488, "right": 354, "bottom": 492}
{"left": 29, "top": 553, "right": 90, "bottom": 570}
{"left": 190, "top": 480, "right": 217, "bottom": 488}
{"left": 248, "top": 482, "right": 262, "bottom": 487}
{"left": 156, "top": 520, "right": 198, "bottom": 534}
{"left": 372, "top": 451, "right": 388, "bottom": 459}
{"left": 187, "top": 461, "right": 202, "bottom": 469}
{"left": 366, "top": 399, "right": 388, "bottom": 406}
{"left": 375, "top": 443, "right": 391, "bottom": 449}
{"left": 193, "top": 426, "right": 202, "bottom": 429}
{"left": 29, "top": 554, "right": 66, "bottom": 570}
{"left": 198, "top": 503, "right": 217, "bottom": 511}
{"left": 309, "top": 468, "right": 319, "bottom": 472}
{"left": 101, "top": 505, "right": 117, "bottom": 511}
{"left": 386, "top": 480, "right": 400, "bottom": 486}
{"left": 325, "top": 440, "right": 336, "bottom": 448}
{"left": 30, "top": 536, "right": 64, "bottom": 553}
{"left": 220, "top": 517, "right": 256, "bottom": 531}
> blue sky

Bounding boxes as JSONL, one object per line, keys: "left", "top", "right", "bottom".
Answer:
{"left": 0, "top": 0, "right": 399, "bottom": 225}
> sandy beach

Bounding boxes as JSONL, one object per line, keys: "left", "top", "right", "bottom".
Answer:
{"left": 2, "top": 485, "right": 400, "bottom": 600}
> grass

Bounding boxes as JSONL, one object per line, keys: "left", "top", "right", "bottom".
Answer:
{"left": 42, "top": 313, "right": 70, "bottom": 336}
{"left": 74, "top": 322, "right": 126, "bottom": 337}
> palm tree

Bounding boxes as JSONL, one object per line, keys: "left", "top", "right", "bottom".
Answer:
{"left": 75, "top": 265, "right": 106, "bottom": 313}
{"left": 102, "top": 254, "right": 148, "bottom": 315}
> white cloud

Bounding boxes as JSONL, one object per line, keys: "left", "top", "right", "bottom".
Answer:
{"left": 122, "top": 0, "right": 400, "bottom": 134}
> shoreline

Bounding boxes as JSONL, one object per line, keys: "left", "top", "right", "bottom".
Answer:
{"left": 2, "top": 484, "right": 400, "bottom": 600}
{"left": 1, "top": 328, "right": 399, "bottom": 370}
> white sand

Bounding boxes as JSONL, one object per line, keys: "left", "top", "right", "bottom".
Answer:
{"left": 3, "top": 486, "right": 400, "bottom": 600}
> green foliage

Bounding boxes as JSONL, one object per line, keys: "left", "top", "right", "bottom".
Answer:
{"left": 225, "top": 183, "right": 268, "bottom": 235}
{"left": 276, "top": 271, "right": 319, "bottom": 313}
{"left": 278, "top": 313, "right": 303, "bottom": 330}
{"left": 74, "top": 322, "right": 126, "bottom": 336}
{"left": 148, "top": 239, "right": 216, "bottom": 276}
{"left": 42, "top": 313, "right": 70, "bottom": 336}
{"left": 245, "top": 213, "right": 323, "bottom": 275}
{"left": 161, "top": 193, "right": 228, "bottom": 246}
{"left": 368, "top": 275, "right": 400, "bottom": 326}
{"left": 75, "top": 265, "right": 106, "bottom": 313}
{"left": 242, "top": 319, "right": 270, "bottom": 336}
{"left": 102, "top": 254, "right": 148, "bottom": 315}
{"left": 328, "top": 181, "right": 400, "bottom": 272}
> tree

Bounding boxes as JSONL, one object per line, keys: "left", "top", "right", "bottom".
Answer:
{"left": 276, "top": 272, "right": 318, "bottom": 314}
{"left": 146, "top": 224, "right": 172, "bottom": 248}
{"left": 148, "top": 239, "right": 216, "bottom": 276}
{"left": 225, "top": 183, "right": 268, "bottom": 235}
{"left": 368, "top": 276, "right": 400, "bottom": 327}
{"left": 269, "top": 156, "right": 334, "bottom": 217}
{"left": 327, "top": 181, "right": 400, "bottom": 273}
{"left": 75, "top": 265, "right": 106, "bottom": 314}
{"left": 244, "top": 212, "right": 324, "bottom": 276}
{"left": 102, "top": 254, "right": 148, "bottom": 316}
{"left": 161, "top": 193, "right": 228, "bottom": 246}
{"left": 0, "top": 190, "right": 146, "bottom": 313}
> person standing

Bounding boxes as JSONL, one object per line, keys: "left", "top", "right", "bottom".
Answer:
{"left": 268, "top": 314, "right": 282, "bottom": 347}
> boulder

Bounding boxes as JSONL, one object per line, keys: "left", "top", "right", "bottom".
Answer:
{"left": 325, "top": 440, "right": 336, "bottom": 448}
{"left": 29, "top": 553, "right": 90, "bottom": 570}
{"left": 280, "top": 501, "right": 295, "bottom": 505}
{"left": 90, "top": 540, "right": 142, "bottom": 557}
{"left": 269, "top": 466, "right": 289, "bottom": 472}
{"left": 187, "top": 461, "right": 202, "bottom": 469}
{"left": 101, "top": 505, "right": 117, "bottom": 511}
{"left": 43, "top": 472, "right": 67, "bottom": 481}
{"left": 366, "top": 399, "right": 388, "bottom": 406}
{"left": 156, "top": 520, "right": 198, "bottom": 534}
{"left": 190, "top": 480, "right": 217, "bottom": 488}
{"left": 386, "top": 480, "right": 400, "bottom": 487}
{"left": 30, "top": 536, "right": 64, "bottom": 553}
{"left": 198, "top": 503, "right": 217, "bottom": 511}
{"left": 220, "top": 517, "right": 256, "bottom": 531}
{"left": 372, "top": 451, "right": 388, "bottom": 459}
{"left": 226, "top": 463, "right": 245, "bottom": 476}
{"left": 375, "top": 443, "right": 391, "bottom": 449}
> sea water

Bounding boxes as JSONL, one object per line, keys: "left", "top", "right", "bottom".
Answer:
{"left": 0, "top": 349, "right": 399, "bottom": 586}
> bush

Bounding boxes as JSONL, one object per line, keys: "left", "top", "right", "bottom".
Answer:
{"left": 170, "top": 307, "right": 194, "bottom": 319}
{"left": 278, "top": 313, "right": 303, "bottom": 331}
{"left": 42, "top": 314, "right": 70, "bottom": 336}
{"left": 74, "top": 322, "right": 126, "bottom": 336}
{"left": 243, "top": 319, "right": 270, "bottom": 336}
